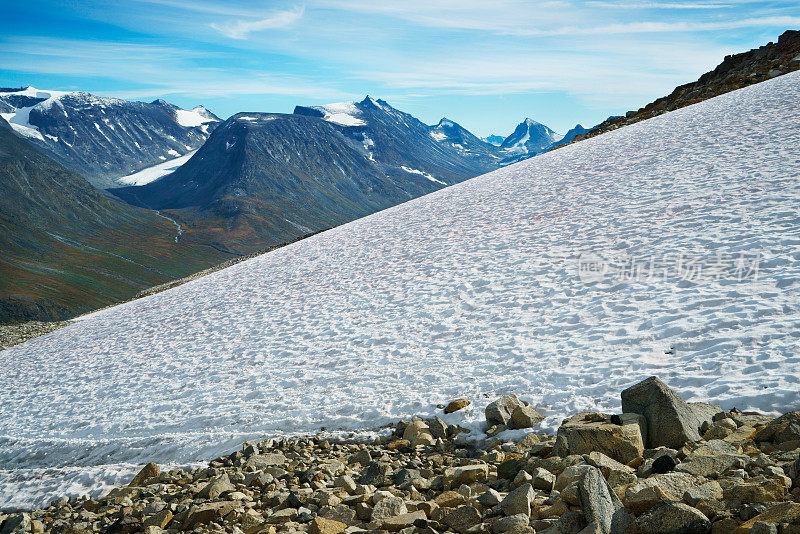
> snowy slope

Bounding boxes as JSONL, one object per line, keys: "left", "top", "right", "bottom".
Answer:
{"left": 116, "top": 150, "right": 197, "bottom": 186}
{"left": 3, "top": 72, "right": 800, "bottom": 510}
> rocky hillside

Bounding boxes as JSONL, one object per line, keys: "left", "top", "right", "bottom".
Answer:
{"left": 5, "top": 376, "right": 799, "bottom": 533}
{"left": 573, "top": 30, "right": 800, "bottom": 143}
{"left": 0, "top": 87, "right": 220, "bottom": 189}
{"left": 0, "top": 121, "right": 230, "bottom": 324}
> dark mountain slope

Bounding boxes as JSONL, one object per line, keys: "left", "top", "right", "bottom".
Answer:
{"left": 113, "top": 99, "right": 505, "bottom": 253}
{"left": 0, "top": 122, "right": 229, "bottom": 324}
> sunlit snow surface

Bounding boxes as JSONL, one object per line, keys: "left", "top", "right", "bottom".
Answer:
{"left": 3, "top": 73, "right": 800, "bottom": 509}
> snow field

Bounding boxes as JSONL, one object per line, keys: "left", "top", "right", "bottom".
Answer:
{"left": 2, "top": 72, "right": 800, "bottom": 509}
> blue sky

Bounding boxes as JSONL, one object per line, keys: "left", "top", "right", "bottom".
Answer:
{"left": 0, "top": 1, "right": 797, "bottom": 137}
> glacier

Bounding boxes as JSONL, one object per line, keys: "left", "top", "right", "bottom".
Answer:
{"left": 2, "top": 71, "right": 800, "bottom": 510}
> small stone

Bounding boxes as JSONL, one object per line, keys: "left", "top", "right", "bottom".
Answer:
{"left": 309, "top": 516, "right": 347, "bottom": 534}
{"left": 651, "top": 454, "right": 678, "bottom": 474}
{"left": 129, "top": 462, "right": 160, "bottom": 487}
{"left": 446, "top": 399, "right": 471, "bottom": 414}
{"left": 500, "top": 483, "right": 535, "bottom": 517}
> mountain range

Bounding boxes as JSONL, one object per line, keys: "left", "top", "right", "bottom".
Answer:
{"left": 0, "top": 87, "right": 220, "bottom": 189}
{"left": 5, "top": 30, "right": 797, "bottom": 324}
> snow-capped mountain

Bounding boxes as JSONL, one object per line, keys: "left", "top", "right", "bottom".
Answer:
{"left": 548, "top": 123, "right": 591, "bottom": 150}
{"left": 0, "top": 120, "right": 229, "bottom": 324}
{"left": 3, "top": 70, "right": 800, "bottom": 509}
{"left": 499, "top": 117, "right": 560, "bottom": 157}
{"left": 0, "top": 87, "right": 221, "bottom": 189}
{"left": 113, "top": 97, "right": 504, "bottom": 252}
{"left": 482, "top": 134, "right": 505, "bottom": 146}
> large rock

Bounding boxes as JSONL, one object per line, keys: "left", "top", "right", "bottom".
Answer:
{"left": 0, "top": 514, "right": 30, "bottom": 534}
{"left": 198, "top": 473, "right": 235, "bottom": 499}
{"left": 722, "top": 479, "right": 787, "bottom": 503}
{"left": 446, "top": 464, "right": 489, "bottom": 486}
{"left": 245, "top": 452, "right": 287, "bottom": 470}
{"left": 510, "top": 405, "right": 544, "bottom": 429}
{"left": 631, "top": 501, "right": 710, "bottom": 534}
{"left": 733, "top": 502, "right": 800, "bottom": 534}
{"left": 445, "top": 399, "right": 471, "bottom": 414}
{"left": 501, "top": 483, "right": 535, "bottom": 517}
{"left": 553, "top": 412, "right": 645, "bottom": 464}
{"left": 128, "top": 462, "right": 159, "bottom": 487}
{"left": 441, "top": 505, "right": 483, "bottom": 534}
{"left": 309, "top": 517, "right": 347, "bottom": 534}
{"left": 371, "top": 496, "right": 407, "bottom": 522}
{"left": 624, "top": 473, "right": 697, "bottom": 514}
{"left": 754, "top": 412, "right": 800, "bottom": 445}
{"left": 382, "top": 511, "right": 427, "bottom": 532}
{"left": 486, "top": 394, "right": 523, "bottom": 426}
{"left": 621, "top": 376, "right": 705, "bottom": 449}
{"left": 184, "top": 502, "right": 238, "bottom": 528}
{"left": 576, "top": 467, "right": 631, "bottom": 534}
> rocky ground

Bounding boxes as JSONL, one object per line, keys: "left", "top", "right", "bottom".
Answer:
{"left": 0, "top": 321, "right": 73, "bottom": 350}
{"left": 2, "top": 377, "right": 799, "bottom": 534}
{"left": 571, "top": 30, "right": 800, "bottom": 144}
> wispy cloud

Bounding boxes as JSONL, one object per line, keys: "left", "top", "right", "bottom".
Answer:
{"left": 210, "top": 6, "right": 304, "bottom": 39}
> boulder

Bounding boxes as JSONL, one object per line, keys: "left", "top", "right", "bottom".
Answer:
{"left": 446, "top": 399, "right": 471, "bottom": 414}
{"left": 129, "top": 462, "right": 159, "bottom": 487}
{"left": 576, "top": 467, "right": 631, "bottom": 534}
{"left": 447, "top": 464, "right": 489, "bottom": 486}
{"left": 553, "top": 412, "right": 645, "bottom": 464}
{"left": 722, "top": 479, "right": 787, "bottom": 504}
{"left": 621, "top": 376, "right": 704, "bottom": 449}
{"left": 360, "top": 461, "right": 391, "bottom": 486}
{"left": 245, "top": 452, "right": 287, "bottom": 470}
{"left": 754, "top": 412, "right": 800, "bottom": 445}
{"left": 733, "top": 502, "right": 800, "bottom": 534}
{"left": 198, "top": 473, "right": 235, "bottom": 499}
{"left": 683, "top": 481, "right": 723, "bottom": 505}
{"left": 501, "top": 483, "right": 535, "bottom": 517}
{"left": 382, "top": 511, "right": 427, "bottom": 532}
{"left": 492, "top": 514, "right": 530, "bottom": 534}
{"left": 510, "top": 406, "right": 544, "bottom": 429}
{"left": 184, "top": 502, "right": 238, "bottom": 528}
{"left": 675, "top": 453, "right": 745, "bottom": 478}
{"left": 0, "top": 514, "right": 30, "bottom": 534}
{"left": 309, "top": 517, "right": 347, "bottom": 534}
{"left": 441, "top": 505, "right": 483, "bottom": 534}
{"left": 478, "top": 489, "right": 503, "bottom": 507}
{"left": 624, "top": 473, "right": 697, "bottom": 514}
{"left": 371, "top": 496, "right": 407, "bottom": 522}
{"left": 531, "top": 467, "right": 556, "bottom": 492}
{"left": 486, "top": 394, "right": 523, "bottom": 427}
{"left": 631, "top": 501, "right": 710, "bottom": 534}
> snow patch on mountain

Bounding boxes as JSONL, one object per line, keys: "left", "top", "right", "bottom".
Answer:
{"left": 311, "top": 101, "right": 366, "bottom": 127}
{"left": 400, "top": 165, "right": 446, "bottom": 185}
{"left": 116, "top": 151, "right": 197, "bottom": 186}
{"left": 174, "top": 106, "right": 219, "bottom": 127}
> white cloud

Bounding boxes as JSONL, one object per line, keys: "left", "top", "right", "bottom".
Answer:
{"left": 210, "top": 6, "right": 304, "bottom": 39}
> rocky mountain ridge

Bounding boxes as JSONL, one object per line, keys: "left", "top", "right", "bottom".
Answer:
{"left": 572, "top": 30, "right": 800, "bottom": 144}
